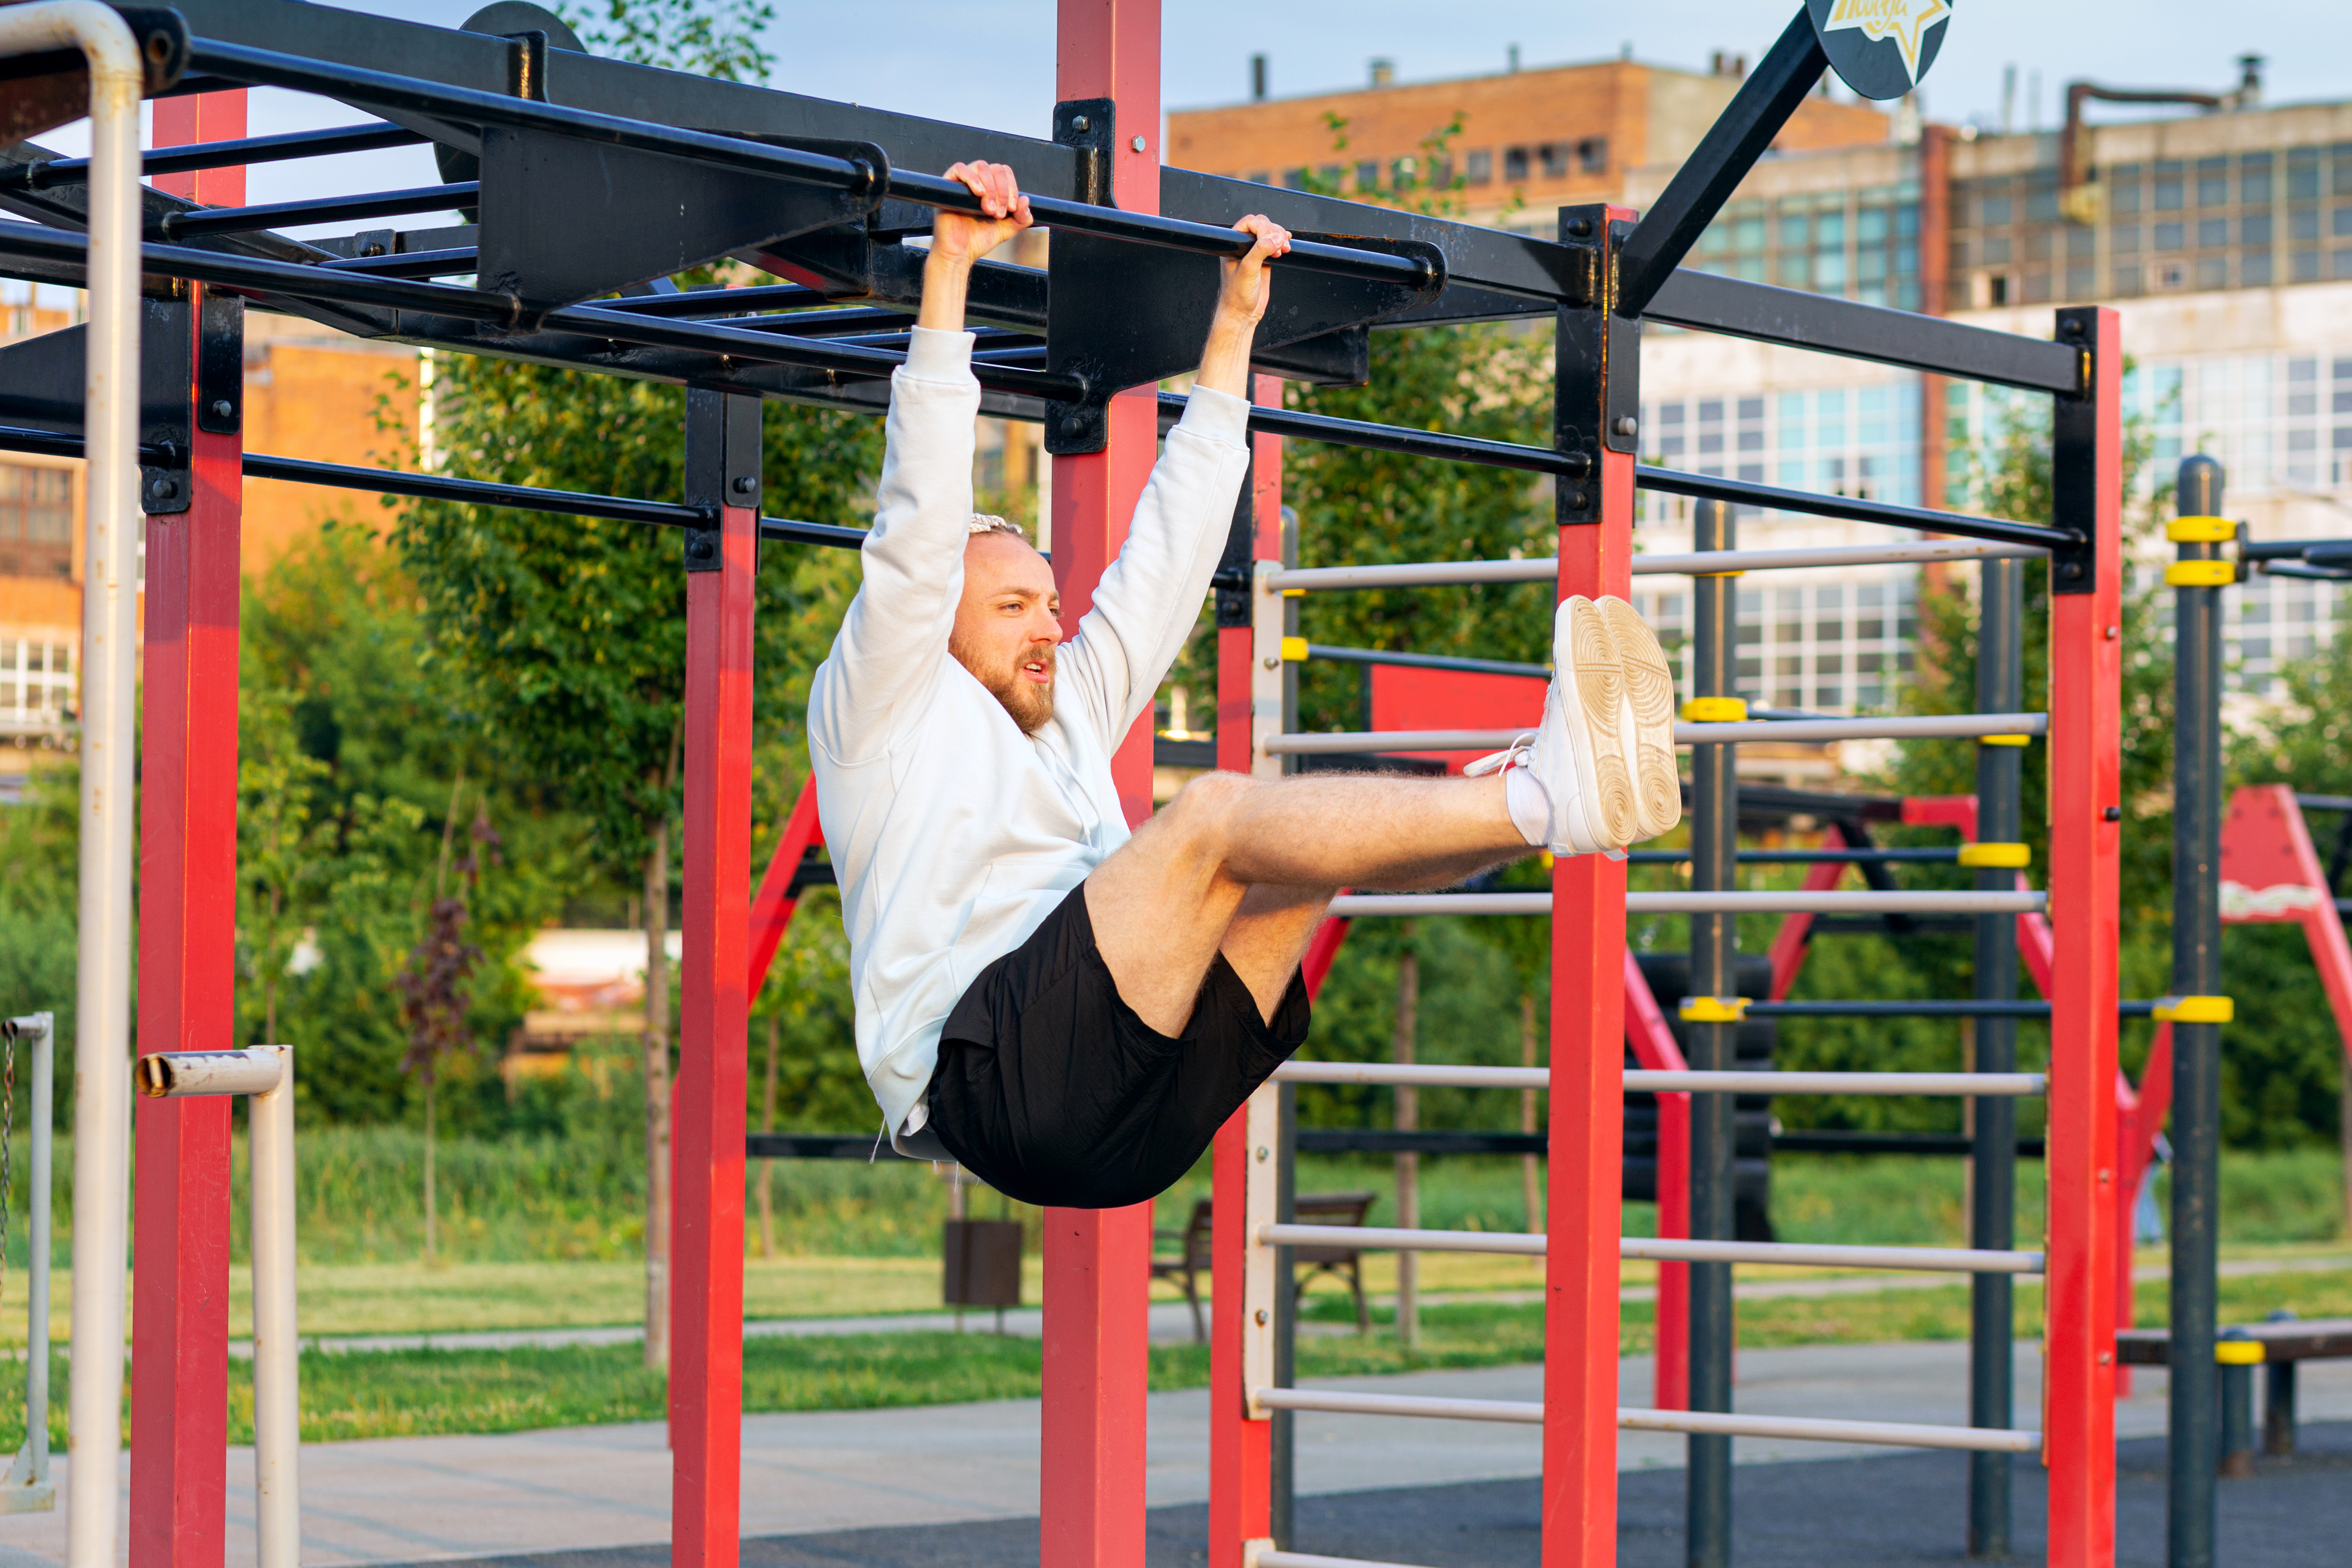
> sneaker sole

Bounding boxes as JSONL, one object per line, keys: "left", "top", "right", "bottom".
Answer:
{"left": 1601, "top": 596, "right": 1683, "bottom": 840}
{"left": 1560, "top": 596, "right": 1639, "bottom": 848}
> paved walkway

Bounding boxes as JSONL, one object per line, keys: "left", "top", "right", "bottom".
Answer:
{"left": 2, "top": 1343, "right": 2346, "bottom": 1568}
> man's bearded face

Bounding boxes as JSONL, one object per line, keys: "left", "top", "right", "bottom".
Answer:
{"left": 949, "top": 532, "right": 1061, "bottom": 734}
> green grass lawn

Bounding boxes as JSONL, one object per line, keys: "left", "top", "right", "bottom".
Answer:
{"left": 8, "top": 1266, "right": 2345, "bottom": 1450}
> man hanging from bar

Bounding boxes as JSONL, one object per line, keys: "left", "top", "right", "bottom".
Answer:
{"left": 809, "top": 160, "right": 1680, "bottom": 1207}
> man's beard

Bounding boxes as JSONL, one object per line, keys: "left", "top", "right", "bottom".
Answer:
{"left": 952, "top": 635, "right": 1056, "bottom": 734}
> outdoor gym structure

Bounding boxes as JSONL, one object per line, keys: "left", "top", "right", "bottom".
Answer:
{"left": 4, "top": 2, "right": 2340, "bottom": 1568}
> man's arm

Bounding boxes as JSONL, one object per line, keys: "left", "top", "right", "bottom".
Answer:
{"left": 1056, "top": 217, "right": 1292, "bottom": 737}
{"left": 808, "top": 164, "right": 1033, "bottom": 765}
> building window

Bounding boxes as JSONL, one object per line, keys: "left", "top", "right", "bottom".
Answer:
{"left": 2154, "top": 160, "right": 2185, "bottom": 210}
{"left": 2195, "top": 256, "right": 2228, "bottom": 289}
{"left": 2154, "top": 222, "right": 2185, "bottom": 252}
{"left": 2110, "top": 165, "right": 2143, "bottom": 215}
{"left": 1245, "top": 170, "right": 1271, "bottom": 186}
{"left": 2242, "top": 152, "right": 2273, "bottom": 205}
{"left": 1390, "top": 156, "right": 1419, "bottom": 190}
{"left": 1354, "top": 160, "right": 1380, "bottom": 192}
{"left": 1503, "top": 145, "right": 1529, "bottom": 182}
{"left": 0, "top": 463, "right": 72, "bottom": 580}
{"left": 1539, "top": 143, "right": 1568, "bottom": 179}
{"left": 2114, "top": 264, "right": 2143, "bottom": 294}
{"left": 1281, "top": 167, "right": 1308, "bottom": 190}
{"left": 1576, "top": 136, "right": 1608, "bottom": 174}
{"left": 2197, "top": 156, "right": 2230, "bottom": 207}
{"left": 2288, "top": 148, "right": 2321, "bottom": 202}
{"left": 2111, "top": 223, "right": 2140, "bottom": 254}
{"left": 1981, "top": 194, "right": 2012, "bottom": 226}
{"left": 2197, "top": 217, "right": 2229, "bottom": 248}
{"left": 1465, "top": 148, "right": 1492, "bottom": 185}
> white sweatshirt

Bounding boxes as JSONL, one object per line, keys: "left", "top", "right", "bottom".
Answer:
{"left": 806, "top": 327, "right": 1254, "bottom": 1151}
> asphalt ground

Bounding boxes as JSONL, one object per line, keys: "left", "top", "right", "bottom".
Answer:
{"left": 382, "top": 1420, "right": 2352, "bottom": 1568}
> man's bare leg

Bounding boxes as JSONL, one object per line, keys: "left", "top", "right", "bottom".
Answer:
{"left": 1084, "top": 771, "right": 1535, "bottom": 1036}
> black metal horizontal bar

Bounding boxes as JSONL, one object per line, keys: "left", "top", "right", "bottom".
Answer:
{"left": 189, "top": 38, "right": 1438, "bottom": 293}
{"left": 1751, "top": 999, "right": 2161, "bottom": 1018}
{"left": 1749, "top": 1000, "right": 2053, "bottom": 1018}
{"left": 545, "top": 302, "right": 1086, "bottom": 402}
{"left": 0, "top": 222, "right": 1085, "bottom": 406}
{"left": 1306, "top": 645, "right": 1551, "bottom": 679}
{"left": 1625, "top": 849, "right": 1962, "bottom": 866}
{"left": 244, "top": 453, "right": 705, "bottom": 529}
{"left": 2259, "top": 562, "right": 2352, "bottom": 582}
{"left": 1160, "top": 393, "right": 1590, "bottom": 481}
{"left": 1642, "top": 269, "right": 2084, "bottom": 396}
{"left": 599, "top": 283, "right": 833, "bottom": 317}
{"left": 163, "top": 182, "right": 478, "bottom": 239}
{"left": 1635, "top": 464, "right": 2080, "bottom": 551}
{"left": 0, "top": 423, "right": 870, "bottom": 549}
{"left": 322, "top": 247, "right": 480, "bottom": 279}
{"left": 746, "top": 1134, "right": 885, "bottom": 1160}
{"left": 892, "top": 170, "right": 1438, "bottom": 290}
{"left": 1772, "top": 1131, "right": 2046, "bottom": 1158}
{"left": 2243, "top": 535, "right": 2352, "bottom": 561}
{"left": 2297, "top": 794, "right": 2352, "bottom": 813}
{"left": 1295, "top": 1130, "right": 1546, "bottom": 1157}
{"left": 0, "top": 218, "right": 527, "bottom": 326}
{"left": 0, "top": 122, "right": 425, "bottom": 192}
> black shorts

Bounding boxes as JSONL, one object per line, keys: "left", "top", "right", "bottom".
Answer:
{"left": 924, "top": 879, "right": 1312, "bottom": 1210}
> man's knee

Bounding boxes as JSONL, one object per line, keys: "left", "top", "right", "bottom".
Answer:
{"left": 1155, "top": 769, "right": 1258, "bottom": 858}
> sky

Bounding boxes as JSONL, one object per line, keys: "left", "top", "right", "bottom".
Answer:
{"left": 20, "top": 0, "right": 2345, "bottom": 246}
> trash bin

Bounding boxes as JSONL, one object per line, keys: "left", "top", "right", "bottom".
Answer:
{"left": 943, "top": 1218, "right": 1023, "bottom": 1330}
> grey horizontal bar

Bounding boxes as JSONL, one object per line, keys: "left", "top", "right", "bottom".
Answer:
{"left": 1328, "top": 892, "right": 2048, "bottom": 916}
{"left": 1265, "top": 714, "right": 2046, "bottom": 755}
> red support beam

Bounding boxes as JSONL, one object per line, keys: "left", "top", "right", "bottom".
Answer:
{"left": 1209, "top": 376, "right": 1284, "bottom": 1568}
{"left": 1621, "top": 952, "right": 1690, "bottom": 1412}
{"left": 131, "top": 89, "right": 246, "bottom": 1568}
{"left": 1542, "top": 204, "right": 1637, "bottom": 1568}
{"left": 2044, "top": 307, "right": 2123, "bottom": 1568}
{"left": 671, "top": 392, "right": 759, "bottom": 1568}
{"left": 746, "top": 775, "right": 824, "bottom": 997}
{"left": 1042, "top": 6, "right": 1161, "bottom": 1566}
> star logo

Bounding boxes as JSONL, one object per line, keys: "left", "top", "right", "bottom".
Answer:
{"left": 1820, "top": 0, "right": 1953, "bottom": 89}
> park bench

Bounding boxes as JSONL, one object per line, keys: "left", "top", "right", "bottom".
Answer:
{"left": 1151, "top": 1191, "right": 1378, "bottom": 1342}
{"left": 2116, "top": 1315, "right": 2352, "bottom": 1472}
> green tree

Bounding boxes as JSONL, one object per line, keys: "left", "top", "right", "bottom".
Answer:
{"left": 397, "top": 1, "right": 875, "bottom": 1361}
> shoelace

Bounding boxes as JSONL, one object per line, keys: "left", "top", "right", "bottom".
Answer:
{"left": 1463, "top": 731, "right": 1537, "bottom": 778}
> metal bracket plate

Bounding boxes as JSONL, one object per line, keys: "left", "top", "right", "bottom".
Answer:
{"left": 684, "top": 389, "right": 761, "bottom": 573}
{"left": 0, "top": 297, "right": 192, "bottom": 513}
{"left": 1045, "top": 227, "right": 1445, "bottom": 455}
{"left": 2049, "top": 306, "right": 2103, "bottom": 596}
{"left": 475, "top": 127, "right": 889, "bottom": 311}
{"left": 197, "top": 293, "right": 243, "bottom": 435}
{"left": 1553, "top": 205, "right": 1631, "bottom": 526}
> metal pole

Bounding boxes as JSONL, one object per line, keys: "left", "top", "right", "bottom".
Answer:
{"left": 2169, "top": 453, "right": 2227, "bottom": 1568}
{"left": 1969, "top": 554, "right": 2022, "bottom": 1556}
{"left": 1270, "top": 1080, "right": 1297, "bottom": 1548}
{"left": 10, "top": 11, "right": 152, "bottom": 1568}
{"left": 26, "top": 1014, "right": 51, "bottom": 1499}
{"left": 0, "top": 1014, "right": 53, "bottom": 1512}
{"left": 1686, "top": 497, "right": 1737, "bottom": 1568}
{"left": 248, "top": 1048, "right": 299, "bottom": 1568}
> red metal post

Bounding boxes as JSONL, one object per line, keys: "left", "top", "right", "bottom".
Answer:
{"left": 671, "top": 392, "right": 760, "bottom": 1568}
{"left": 2044, "top": 307, "right": 2122, "bottom": 1568}
{"left": 1042, "top": 7, "right": 1161, "bottom": 1565}
{"left": 1542, "top": 203, "right": 1635, "bottom": 1568}
{"left": 1209, "top": 377, "right": 1284, "bottom": 1568}
{"left": 131, "top": 90, "right": 246, "bottom": 1568}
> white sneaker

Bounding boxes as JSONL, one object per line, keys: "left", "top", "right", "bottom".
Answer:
{"left": 1464, "top": 597, "right": 1633, "bottom": 854}
{"left": 1601, "top": 595, "right": 1683, "bottom": 841}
